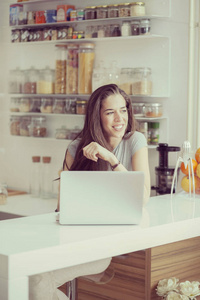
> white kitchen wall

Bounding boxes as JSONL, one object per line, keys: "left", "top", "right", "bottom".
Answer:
{"left": 0, "top": 0, "right": 191, "bottom": 196}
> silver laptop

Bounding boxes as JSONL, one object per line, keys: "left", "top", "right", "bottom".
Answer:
{"left": 59, "top": 171, "right": 144, "bottom": 225}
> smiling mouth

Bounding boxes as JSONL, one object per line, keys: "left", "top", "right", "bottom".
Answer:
{"left": 113, "top": 125, "right": 124, "bottom": 131}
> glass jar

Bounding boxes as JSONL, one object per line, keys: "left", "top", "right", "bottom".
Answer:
{"left": 85, "top": 26, "right": 93, "bottom": 38}
{"left": 10, "top": 116, "right": 21, "bottom": 135}
{"left": 10, "top": 98, "right": 20, "bottom": 112}
{"left": 30, "top": 98, "right": 41, "bottom": 112}
{"left": 84, "top": 6, "right": 96, "bottom": 20}
{"left": 78, "top": 43, "right": 95, "bottom": 94}
{"left": 96, "top": 5, "right": 108, "bottom": 19}
{"left": 65, "top": 99, "right": 76, "bottom": 114}
{"left": 37, "top": 67, "right": 55, "bottom": 94}
{"left": 9, "top": 68, "right": 24, "bottom": 94}
{"left": 119, "top": 3, "right": 131, "bottom": 17}
{"left": 132, "top": 67, "right": 153, "bottom": 95}
{"left": 144, "top": 103, "right": 163, "bottom": 118}
{"left": 132, "top": 103, "right": 145, "bottom": 116}
{"left": 139, "top": 19, "right": 151, "bottom": 34}
{"left": 121, "top": 21, "right": 131, "bottom": 37}
{"left": 108, "top": 4, "right": 119, "bottom": 18}
{"left": 31, "top": 116, "right": 47, "bottom": 137}
{"left": 76, "top": 100, "right": 87, "bottom": 115}
{"left": 130, "top": 2, "right": 145, "bottom": 16}
{"left": 97, "top": 25, "right": 105, "bottom": 38}
{"left": 0, "top": 183, "right": 8, "bottom": 205}
{"left": 149, "top": 122, "right": 160, "bottom": 145}
{"left": 55, "top": 45, "right": 67, "bottom": 94}
{"left": 67, "top": 44, "right": 79, "bottom": 94}
{"left": 20, "top": 116, "right": 31, "bottom": 136}
{"left": 139, "top": 121, "right": 148, "bottom": 140}
{"left": 40, "top": 98, "right": 53, "bottom": 113}
{"left": 119, "top": 68, "right": 134, "bottom": 95}
{"left": 22, "top": 67, "right": 38, "bottom": 94}
{"left": 110, "top": 24, "right": 121, "bottom": 37}
{"left": 19, "top": 98, "right": 31, "bottom": 112}
{"left": 55, "top": 126, "right": 69, "bottom": 139}
{"left": 68, "top": 126, "right": 81, "bottom": 140}
{"left": 131, "top": 20, "right": 140, "bottom": 35}
{"left": 53, "top": 98, "right": 66, "bottom": 114}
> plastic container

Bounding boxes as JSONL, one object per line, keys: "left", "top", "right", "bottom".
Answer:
{"left": 19, "top": 98, "right": 31, "bottom": 112}
{"left": 30, "top": 98, "right": 41, "bottom": 112}
{"left": 20, "top": 116, "right": 31, "bottom": 136}
{"left": 132, "top": 103, "right": 145, "bottom": 116}
{"left": 55, "top": 45, "right": 67, "bottom": 94}
{"left": 30, "top": 116, "right": 47, "bottom": 137}
{"left": 10, "top": 116, "right": 21, "bottom": 135}
{"left": 144, "top": 103, "right": 163, "bottom": 118}
{"left": 76, "top": 100, "right": 87, "bottom": 114}
{"left": 119, "top": 3, "right": 131, "bottom": 17}
{"left": 22, "top": 67, "right": 38, "bottom": 94}
{"left": 108, "top": 4, "right": 119, "bottom": 18}
{"left": 67, "top": 44, "right": 79, "bottom": 94}
{"left": 84, "top": 6, "right": 96, "bottom": 20}
{"left": 132, "top": 67, "right": 152, "bottom": 95}
{"left": 10, "top": 98, "right": 20, "bottom": 112}
{"left": 139, "top": 19, "right": 151, "bottom": 34}
{"left": 40, "top": 98, "right": 53, "bottom": 113}
{"left": 130, "top": 2, "right": 145, "bottom": 16}
{"left": 119, "top": 68, "right": 134, "bottom": 95}
{"left": 0, "top": 183, "right": 8, "bottom": 205}
{"left": 78, "top": 43, "right": 95, "bottom": 94}
{"left": 53, "top": 99, "right": 66, "bottom": 113}
{"left": 30, "top": 156, "right": 41, "bottom": 197}
{"left": 37, "top": 67, "right": 55, "bottom": 94}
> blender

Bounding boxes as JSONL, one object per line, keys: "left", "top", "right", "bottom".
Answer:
{"left": 152, "top": 143, "right": 181, "bottom": 195}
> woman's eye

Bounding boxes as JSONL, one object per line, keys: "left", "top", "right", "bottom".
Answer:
{"left": 121, "top": 109, "right": 127, "bottom": 113}
{"left": 106, "top": 111, "right": 114, "bottom": 115}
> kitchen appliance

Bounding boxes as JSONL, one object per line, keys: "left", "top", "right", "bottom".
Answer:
{"left": 152, "top": 143, "right": 181, "bottom": 195}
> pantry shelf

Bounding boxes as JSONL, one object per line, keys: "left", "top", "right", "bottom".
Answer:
{"left": 10, "top": 0, "right": 64, "bottom": 5}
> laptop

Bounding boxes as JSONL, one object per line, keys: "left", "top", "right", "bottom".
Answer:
{"left": 59, "top": 171, "right": 144, "bottom": 225}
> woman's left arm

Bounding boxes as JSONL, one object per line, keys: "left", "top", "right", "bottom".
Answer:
{"left": 132, "top": 146, "right": 151, "bottom": 205}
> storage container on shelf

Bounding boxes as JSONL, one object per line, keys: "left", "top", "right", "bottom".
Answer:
{"left": 119, "top": 3, "right": 131, "bottom": 17}
{"left": 65, "top": 99, "right": 76, "bottom": 114}
{"left": 40, "top": 98, "right": 53, "bottom": 113}
{"left": 139, "top": 19, "right": 151, "bottom": 34}
{"left": 76, "top": 100, "right": 87, "bottom": 115}
{"left": 121, "top": 21, "right": 131, "bottom": 37}
{"left": 119, "top": 68, "right": 134, "bottom": 94}
{"left": 10, "top": 98, "right": 20, "bottom": 112}
{"left": 132, "top": 103, "right": 145, "bottom": 117}
{"left": 139, "top": 121, "right": 148, "bottom": 140}
{"left": 22, "top": 67, "right": 38, "bottom": 94}
{"left": 110, "top": 24, "right": 121, "bottom": 37}
{"left": 10, "top": 116, "right": 21, "bottom": 136}
{"left": 144, "top": 103, "right": 163, "bottom": 118}
{"left": 53, "top": 98, "right": 66, "bottom": 114}
{"left": 96, "top": 5, "right": 108, "bottom": 19}
{"left": 30, "top": 116, "right": 47, "bottom": 137}
{"left": 9, "top": 67, "right": 24, "bottom": 94}
{"left": 30, "top": 98, "right": 41, "bottom": 112}
{"left": 77, "top": 9, "right": 85, "bottom": 21}
{"left": 55, "top": 45, "right": 67, "bottom": 94}
{"left": 132, "top": 67, "right": 153, "bottom": 95}
{"left": 55, "top": 126, "right": 69, "bottom": 139}
{"left": 37, "top": 67, "right": 55, "bottom": 94}
{"left": 84, "top": 6, "right": 96, "bottom": 20}
{"left": 107, "top": 4, "right": 119, "bottom": 18}
{"left": 68, "top": 126, "right": 81, "bottom": 140}
{"left": 0, "top": 183, "right": 8, "bottom": 205}
{"left": 148, "top": 122, "right": 160, "bottom": 145}
{"left": 67, "top": 44, "right": 79, "bottom": 94}
{"left": 78, "top": 43, "right": 95, "bottom": 94}
{"left": 130, "top": 2, "right": 145, "bottom": 16}
{"left": 131, "top": 20, "right": 140, "bottom": 35}
{"left": 19, "top": 97, "right": 31, "bottom": 112}
{"left": 20, "top": 116, "right": 31, "bottom": 136}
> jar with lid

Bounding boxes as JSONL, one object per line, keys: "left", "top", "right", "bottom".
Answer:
{"left": 19, "top": 97, "right": 31, "bottom": 112}
{"left": 96, "top": 5, "right": 108, "bottom": 19}
{"left": 131, "top": 20, "right": 140, "bottom": 35}
{"left": 132, "top": 67, "right": 153, "bottom": 95}
{"left": 9, "top": 67, "right": 24, "bottom": 94}
{"left": 139, "top": 121, "right": 148, "bottom": 140}
{"left": 144, "top": 103, "right": 163, "bottom": 118}
{"left": 40, "top": 98, "right": 53, "bottom": 113}
{"left": 0, "top": 183, "right": 8, "bottom": 205}
{"left": 149, "top": 122, "right": 160, "bottom": 145}
{"left": 85, "top": 26, "right": 93, "bottom": 38}
{"left": 76, "top": 100, "right": 87, "bottom": 115}
{"left": 132, "top": 103, "right": 145, "bottom": 116}
{"left": 65, "top": 99, "right": 76, "bottom": 114}
{"left": 84, "top": 6, "right": 96, "bottom": 20}
{"left": 121, "top": 21, "right": 131, "bottom": 37}
{"left": 110, "top": 24, "right": 121, "bottom": 37}
{"left": 97, "top": 25, "right": 105, "bottom": 38}
{"left": 20, "top": 116, "right": 31, "bottom": 136}
{"left": 55, "top": 45, "right": 67, "bottom": 94}
{"left": 78, "top": 43, "right": 95, "bottom": 94}
{"left": 10, "top": 116, "right": 21, "bottom": 135}
{"left": 55, "top": 126, "right": 69, "bottom": 139}
{"left": 139, "top": 19, "right": 151, "bottom": 34}
{"left": 30, "top": 116, "right": 47, "bottom": 137}
{"left": 119, "top": 68, "right": 134, "bottom": 95}
{"left": 108, "top": 4, "right": 119, "bottom": 18}
{"left": 10, "top": 98, "right": 20, "bottom": 112}
{"left": 68, "top": 126, "right": 81, "bottom": 140}
{"left": 37, "top": 67, "right": 55, "bottom": 94}
{"left": 67, "top": 44, "right": 79, "bottom": 94}
{"left": 53, "top": 98, "right": 66, "bottom": 114}
{"left": 30, "top": 98, "right": 41, "bottom": 112}
{"left": 22, "top": 67, "right": 38, "bottom": 94}
{"left": 130, "top": 2, "right": 145, "bottom": 16}
{"left": 119, "top": 3, "right": 131, "bottom": 17}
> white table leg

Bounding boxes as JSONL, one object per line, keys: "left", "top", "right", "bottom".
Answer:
{"left": 0, "top": 275, "right": 29, "bottom": 300}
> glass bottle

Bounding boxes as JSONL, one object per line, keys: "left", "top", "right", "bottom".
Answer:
{"left": 41, "top": 156, "right": 53, "bottom": 199}
{"left": 55, "top": 45, "right": 67, "bottom": 94}
{"left": 30, "top": 156, "right": 41, "bottom": 198}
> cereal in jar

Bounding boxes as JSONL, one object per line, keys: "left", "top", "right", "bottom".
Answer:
{"left": 41, "top": 98, "right": 53, "bottom": 113}
{"left": 67, "top": 44, "right": 79, "bottom": 94}
{"left": 20, "top": 116, "right": 31, "bottom": 136}
{"left": 10, "top": 116, "right": 21, "bottom": 135}
{"left": 31, "top": 116, "right": 47, "bottom": 137}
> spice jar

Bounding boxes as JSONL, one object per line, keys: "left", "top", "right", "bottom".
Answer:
{"left": 132, "top": 103, "right": 145, "bottom": 116}
{"left": 144, "top": 103, "right": 163, "bottom": 118}
{"left": 107, "top": 4, "right": 119, "bottom": 18}
{"left": 131, "top": 20, "right": 140, "bottom": 35}
{"left": 84, "top": 6, "right": 96, "bottom": 20}
{"left": 19, "top": 97, "right": 31, "bottom": 112}
{"left": 22, "top": 67, "right": 38, "bottom": 94}
{"left": 10, "top": 98, "right": 20, "bottom": 112}
{"left": 55, "top": 126, "right": 69, "bottom": 139}
{"left": 96, "top": 5, "right": 108, "bottom": 19}
{"left": 119, "top": 3, "right": 131, "bottom": 17}
{"left": 10, "top": 116, "right": 21, "bottom": 135}
{"left": 119, "top": 68, "right": 134, "bottom": 95}
{"left": 30, "top": 98, "right": 41, "bottom": 112}
{"left": 65, "top": 99, "right": 76, "bottom": 114}
{"left": 37, "top": 67, "right": 55, "bottom": 94}
{"left": 31, "top": 116, "right": 47, "bottom": 137}
{"left": 139, "top": 19, "right": 151, "bottom": 34}
{"left": 78, "top": 43, "right": 95, "bottom": 94}
{"left": 67, "top": 44, "right": 79, "bottom": 94}
{"left": 20, "top": 116, "right": 31, "bottom": 136}
{"left": 55, "top": 45, "right": 67, "bottom": 94}
{"left": 0, "top": 183, "right": 8, "bottom": 205}
{"left": 53, "top": 98, "right": 66, "bottom": 113}
{"left": 132, "top": 67, "right": 153, "bottom": 95}
{"left": 40, "top": 98, "right": 53, "bottom": 113}
{"left": 76, "top": 100, "right": 87, "bottom": 114}
{"left": 130, "top": 2, "right": 145, "bottom": 16}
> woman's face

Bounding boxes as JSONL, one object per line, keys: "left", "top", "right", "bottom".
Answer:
{"left": 100, "top": 93, "right": 128, "bottom": 144}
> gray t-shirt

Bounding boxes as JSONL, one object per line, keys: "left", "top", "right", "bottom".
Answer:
{"left": 68, "top": 131, "right": 147, "bottom": 171}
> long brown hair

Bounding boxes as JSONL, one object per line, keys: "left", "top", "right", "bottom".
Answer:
{"left": 63, "top": 84, "right": 135, "bottom": 171}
